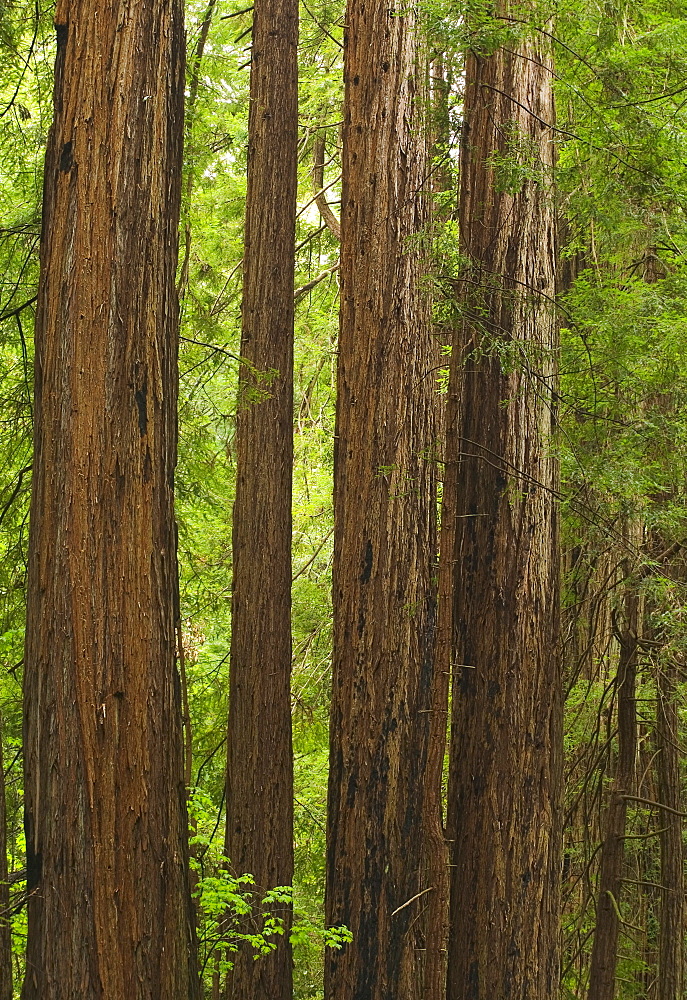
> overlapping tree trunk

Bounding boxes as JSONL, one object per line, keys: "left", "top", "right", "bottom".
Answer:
{"left": 21, "top": 0, "right": 198, "bottom": 996}
{"left": 443, "top": 12, "right": 562, "bottom": 998}
{"left": 325, "top": 3, "right": 440, "bottom": 998}
{"left": 224, "top": 2, "right": 298, "bottom": 998}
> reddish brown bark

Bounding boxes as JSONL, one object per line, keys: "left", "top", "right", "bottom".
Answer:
{"left": 325, "top": 4, "right": 440, "bottom": 999}
{"left": 223, "top": 2, "right": 298, "bottom": 998}
{"left": 443, "top": 20, "right": 561, "bottom": 1000}
{"left": 0, "top": 712, "right": 11, "bottom": 1000}
{"left": 422, "top": 46, "right": 455, "bottom": 1000}
{"left": 586, "top": 583, "right": 639, "bottom": 1000}
{"left": 656, "top": 657, "right": 684, "bottom": 1000}
{"left": 21, "top": 1, "right": 198, "bottom": 996}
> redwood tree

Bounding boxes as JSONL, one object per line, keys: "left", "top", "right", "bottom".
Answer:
{"left": 223, "top": 2, "right": 298, "bottom": 998}
{"left": 656, "top": 654, "right": 685, "bottom": 1000}
{"left": 21, "top": 1, "right": 198, "bottom": 996}
{"left": 442, "top": 13, "right": 562, "bottom": 998}
{"left": 0, "top": 712, "right": 10, "bottom": 1000}
{"left": 651, "top": 513, "right": 684, "bottom": 1000}
{"left": 325, "top": 3, "right": 440, "bottom": 998}
{"left": 586, "top": 559, "right": 640, "bottom": 1000}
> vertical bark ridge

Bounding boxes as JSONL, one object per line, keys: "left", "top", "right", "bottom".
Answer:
{"left": 224, "top": 1, "right": 298, "bottom": 998}
{"left": 22, "top": 0, "right": 198, "bottom": 997}
{"left": 656, "top": 655, "right": 685, "bottom": 1000}
{"left": 587, "top": 559, "right": 640, "bottom": 1000}
{"left": 444, "top": 17, "right": 562, "bottom": 1000}
{"left": 423, "top": 46, "right": 455, "bottom": 1000}
{"left": 0, "top": 712, "right": 11, "bottom": 1000}
{"left": 325, "top": 4, "right": 440, "bottom": 999}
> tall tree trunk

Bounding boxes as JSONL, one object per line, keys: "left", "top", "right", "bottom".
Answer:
{"left": 324, "top": 3, "right": 439, "bottom": 999}
{"left": 656, "top": 657, "right": 684, "bottom": 1000}
{"left": 422, "top": 44, "right": 453, "bottom": 1000}
{"left": 223, "top": 2, "right": 298, "bottom": 998}
{"left": 587, "top": 573, "right": 640, "bottom": 1000}
{"left": 21, "top": 2, "right": 198, "bottom": 997}
{"left": 0, "top": 712, "right": 11, "bottom": 1000}
{"left": 443, "top": 16, "right": 561, "bottom": 1000}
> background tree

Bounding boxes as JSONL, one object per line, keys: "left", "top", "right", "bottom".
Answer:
{"left": 587, "top": 546, "right": 640, "bottom": 1000}
{"left": 0, "top": 711, "right": 10, "bottom": 1000}
{"left": 20, "top": 0, "right": 199, "bottom": 994}
{"left": 554, "top": 4, "right": 687, "bottom": 993}
{"left": 223, "top": 1, "right": 299, "bottom": 998}
{"left": 653, "top": 568, "right": 684, "bottom": 1000}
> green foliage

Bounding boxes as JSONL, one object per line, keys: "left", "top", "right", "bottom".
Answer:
{"left": 560, "top": 268, "right": 687, "bottom": 529}
{"left": 3, "top": 0, "right": 687, "bottom": 996}
{"left": 486, "top": 120, "right": 544, "bottom": 194}
{"left": 189, "top": 789, "right": 350, "bottom": 998}
{"left": 174, "top": 5, "right": 341, "bottom": 993}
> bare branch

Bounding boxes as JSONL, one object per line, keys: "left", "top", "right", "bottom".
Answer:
{"left": 311, "top": 135, "right": 341, "bottom": 239}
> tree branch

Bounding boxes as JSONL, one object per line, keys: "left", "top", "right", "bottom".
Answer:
{"left": 312, "top": 136, "right": 341, "bottom": 238}
{"left": 294, "top": 263, "right": 339, "bottom": 302}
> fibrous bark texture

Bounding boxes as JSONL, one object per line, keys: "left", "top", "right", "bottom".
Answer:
{"left": 325, "top": 4, "right": 439, "bottom": 999}
{"left": 587, "top": 576, "right": 639, "bottom": 1000}
{"left": 443, "top": 19, "right": 562, "bottom": 1000}
{"left": 423, "top": 48, "right": 454, "bottom": 1000}
{"left": 22, "top": 1, "right": 198, "bottom": 997}
{"left": 0, "top": 713, "right": 11, "bottom": 1000}
{"left": 224, "top": 2, "right": 298, "bottom": 998}
{"left": 656, "top": 657, "right": 684, "bottom": 1000}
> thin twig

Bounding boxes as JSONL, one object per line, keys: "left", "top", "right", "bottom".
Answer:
{"left": 292, "top": 528, "right": 334, "bottom": 582}
{"left": 294, "top": 263, "right": 339, "bottom": 302}
{"left": 620, "top": 795, "right": 687, "bottom": 818}
{"left": 391, "top": 887, "right": 434, "bottom": 917}
{"left": 0, "top": 295, "right": 37, "bottom": 323}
